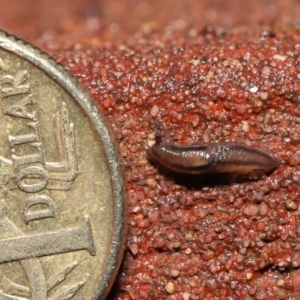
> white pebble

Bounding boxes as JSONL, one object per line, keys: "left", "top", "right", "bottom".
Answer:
{"left": 242, "top": 121, "right": 249, "bottom": 132}
{"left": 191, "top": 59, "right": 200, "bottom": 66}
{"left": 260, "top": 92, "right": 268, "bottom": 100}
{"left": 249, "top": 85, "right": 258, "bottom": 93}
{"left": 150, "top": 105, "right": 159, "bottom": 117}
{"left": 273, "top": 54, "right": 288, "bottom": 61}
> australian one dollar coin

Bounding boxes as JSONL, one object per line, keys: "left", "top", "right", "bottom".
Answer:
{"left": 0, "top": 30, "right": 125, "bottom": 299}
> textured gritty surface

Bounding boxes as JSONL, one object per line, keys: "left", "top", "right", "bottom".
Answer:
{"left": 2, "top": 0, "right": 300, "bottom": 299}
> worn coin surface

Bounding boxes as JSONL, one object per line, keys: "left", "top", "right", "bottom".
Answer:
{"left": 0, "top": 30, "right": 125, "bottom": 299}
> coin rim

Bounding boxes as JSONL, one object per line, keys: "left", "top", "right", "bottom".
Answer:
{"left": 0, "top": 30, "right": 126, "bottom": 300}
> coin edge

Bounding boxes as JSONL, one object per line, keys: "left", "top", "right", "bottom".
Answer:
{"left": 0, "top": 29, "right": 126, "bottom": 300}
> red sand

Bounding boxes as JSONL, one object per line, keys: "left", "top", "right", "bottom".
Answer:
{"left": 1, "top": 1, "right": 300, "bottom": 299}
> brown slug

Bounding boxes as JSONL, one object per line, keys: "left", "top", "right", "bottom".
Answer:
{"left": 149, "top": 134, "right": 281, "bottom": 176}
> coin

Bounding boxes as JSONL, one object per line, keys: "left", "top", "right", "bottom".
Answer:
{"left": 0, "top": 30, "right": 125, "bottom": 299}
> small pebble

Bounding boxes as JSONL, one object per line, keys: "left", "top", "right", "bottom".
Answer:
{"left": 129, "top": 243, "right": 139, "bottom": 255}
{"left": 202, "top": 133, "right": 210, "bottom": 143}
{"left": 103, "top": 98, "right": 111, "bottom": 108}
{"left": 165, "top": 282, "right": 175, "bottom": 294}
{"left": 204, "top": 234, "right": 213, "bottom": 243}
{"left": 202, "top": 250, "right": 215, "bottom": 260}
{"left": 182, "top": 292, "right": 190, "bottom": 300}
{"left": 189, "top": 280, "right": 196, "bottom": 287}
{"left": 147, "top": 139, "right": 156, "bottom": 147}
{"left": 249, "top": 85, "right": 258, "bottom": 93}
{"left": 137, "top": 159, "right": 148, "bottom": 166}
{"left": 230, "top": 281, "right": 237, "bottom": 289}
{"left": 185, "top": 233, "right": 193, "bottom": 241}
{"left": 146, "top": 178, "right": 158, "bottom": 188}
{"left": 132, "top": 206, "right": 141, "bottom": 213}
{"left": 288, "top": 153, "right": 300, "bottom": 166}
{"left": 261, "top": 66, "right": 271, "bottom": 77}
{"left": 192, "top": 115, "right": 200, "bottom": 127}
{"left": 242, "top": 121, "right": 249, "bottom": 132}
{"left": 148, "top": 208, "right": 161, "bottom": 223}
{"left": 171, "top": 269, "right": 180, "bottom": 277}
{"left": 277, "top": 279, "right": 285, "bottom": 287}
{"left": 191, "top": 59, "right": 200, "bottom": 66}
{"left": 259, "top": 92, "right": 268, "bottom": 100}
{"left": 207, "top": 70, "right": 214, "bottom": 78}
{"left": 198, "top": 208, "right": 207, "bottom": 218}
{"left": 259, "top": 202, "right": 269, "bottom": 216}
{"left": 151, "top": 105, "right": 159, "bottom": 117}
{"left": 273, "top": 54, "right": 288, "bottom": 61}
{"left": 185, "top": 247, "right": 192, "bottom": 254}
{"left": 230, "top": 58, "right": 242, "bottom": 68}
{"left": 285, "top": 199, "right": 298, "bottom": 211}
{"left": 243, "top": 203, "right": 259, "bottom": 216}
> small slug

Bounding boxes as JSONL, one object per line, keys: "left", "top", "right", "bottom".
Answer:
{"left": 149, "top": 134, "right": 281, "bottom": 176}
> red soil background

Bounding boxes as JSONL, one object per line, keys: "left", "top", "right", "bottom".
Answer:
{"left": 1, "top": 0, "right": 300, "bottom": 299}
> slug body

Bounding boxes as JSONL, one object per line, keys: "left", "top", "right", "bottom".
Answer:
{"left": 149, "top": 135, "right": 280, "bottom": 175}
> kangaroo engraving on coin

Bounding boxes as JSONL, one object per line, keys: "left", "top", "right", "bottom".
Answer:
{"left": 0, "top": 31, "right": 125, "bottom": 299}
